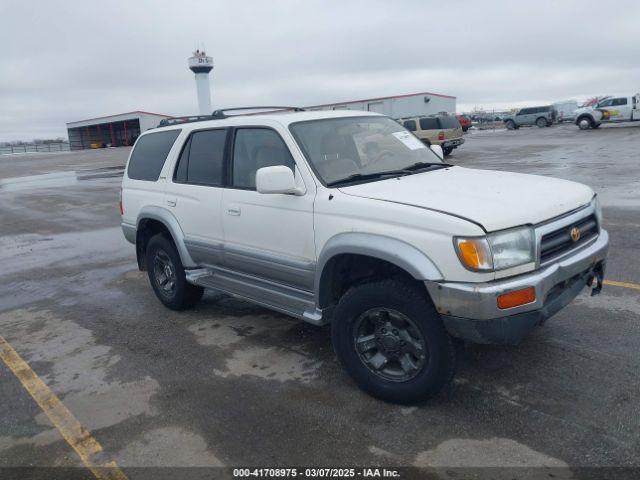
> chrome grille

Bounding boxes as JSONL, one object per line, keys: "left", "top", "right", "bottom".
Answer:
{"left": 540, "top": 214, "right": 598, "bottom": 264}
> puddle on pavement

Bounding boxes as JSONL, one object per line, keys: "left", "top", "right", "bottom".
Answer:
{"left": 0, "top": 167, "right": 124, "bottom": 192}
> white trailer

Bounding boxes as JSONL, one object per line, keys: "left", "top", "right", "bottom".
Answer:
{"left": 553, "top": 100, "right": 579, "bottom": 123}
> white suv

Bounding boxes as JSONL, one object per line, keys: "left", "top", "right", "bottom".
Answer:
{"left": 121, "top": 107, "right": 609, "bottom": 403}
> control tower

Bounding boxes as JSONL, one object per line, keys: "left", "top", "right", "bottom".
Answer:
{"left": 188, "top": 49, "right": 214, "bottom": 115}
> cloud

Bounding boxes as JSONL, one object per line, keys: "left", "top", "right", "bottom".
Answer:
{"left": 1, "top": 0, "right": 639, "bottom": 140}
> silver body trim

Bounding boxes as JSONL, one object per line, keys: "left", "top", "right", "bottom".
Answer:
{"left": 426, "top": 229, "right": 609, "bottom": 320}
{"left": 533, "top": 201, "right": 596, "bottom": 267}
{"left": 136, "top": 206, "right": 197, "bottom": 268}
{"left": 315, "top": 232, "right": 443, "bottom": 303}
{"left": 185, "top": 266, "right": 326, "bottom": 324}
{"left": 121, "top": 222, "right": 136, "bottom": 244}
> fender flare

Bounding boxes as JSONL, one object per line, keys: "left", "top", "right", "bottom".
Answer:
{"left": 136, "top": 206, "right": 197, "bottom": 268}
{"left": 314, "top": 232, "right": 443, "bottom": 307}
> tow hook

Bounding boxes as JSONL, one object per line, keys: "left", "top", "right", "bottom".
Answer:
{"left": 589, "top": 264, "right": 604, "bottom": 296}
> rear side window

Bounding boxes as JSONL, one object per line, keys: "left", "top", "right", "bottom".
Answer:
{"left": 127, "top": 130, "right": 181, "bottom": 181}
{"left": 419, "top": 118, "right": 439, "bottom": 130}
{"left": 174, "top": 129, "right": 227, "bottom": 186}
{"left": 403, "top": 120, "right": 417, "bottom": 131}
{"left": 611, "top": 97, "right": 627, "bottom": 106}
{"left": 439, "top": 116, "right": 460, "bottom": 129}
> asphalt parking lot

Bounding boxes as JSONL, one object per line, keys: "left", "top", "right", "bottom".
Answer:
{"left": 1, "top": 123, "right": 639, "bottom": 478}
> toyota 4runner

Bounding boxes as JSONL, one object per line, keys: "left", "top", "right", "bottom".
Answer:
{"left": 121, "top": 107, "right": 608, "bottom": 403}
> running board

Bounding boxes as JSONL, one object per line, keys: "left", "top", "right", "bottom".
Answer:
{"left": 185, "top": 268, "right": 329, "bottom": 326}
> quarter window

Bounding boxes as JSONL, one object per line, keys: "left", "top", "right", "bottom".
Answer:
{"left": 419, "top": 118, "right": 439, "bottom": 130}
{"left": 231, "top": 128, "right": 295, "bottom": 189}
{"left": 127, "top": 130, "right": 181, "bottom": 181}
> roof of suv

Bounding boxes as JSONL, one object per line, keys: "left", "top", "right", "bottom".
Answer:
{"left": 149, "top": 109, "right": 384, "bottom": 135}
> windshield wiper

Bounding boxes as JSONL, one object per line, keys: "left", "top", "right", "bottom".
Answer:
{"left": 326, "top": 171, "right": 407, "bottom": 187}
{"left": 326, "top": 162, "right": 452, "bottom": 187}
{"left": 403, "top": 161, "right": 453, "bottom": 171}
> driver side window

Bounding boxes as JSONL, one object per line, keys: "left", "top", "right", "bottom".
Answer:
{"left": 231, "top": 128, "right": 296, "bottom": 190}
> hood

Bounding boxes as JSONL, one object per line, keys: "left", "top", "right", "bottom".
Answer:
{"left": 339, "top": 167, "right": 594, "bottom": 232}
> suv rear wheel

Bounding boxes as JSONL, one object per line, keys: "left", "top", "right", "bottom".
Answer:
{"left": 146, "top": 234, "right": 204, "bottom": 310}
{"left": 331, "top": 279, "right": 456, "bottom": 404}
{"left": 443, "top": 146, "right": 454, "bottom": 156}
{"left": 536, "top": 117, "right": 548, "bottom": 128}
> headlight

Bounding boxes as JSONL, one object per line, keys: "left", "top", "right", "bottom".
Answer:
{"left": 455, "top": 226, "right": 535, "bottom": 272}
{"left": 593, "top": 195, "right": 602, "bottom": 228}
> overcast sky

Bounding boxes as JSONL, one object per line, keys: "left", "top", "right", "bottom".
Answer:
{"left": 1, "top": 0, "right": 639, "bottom": 141}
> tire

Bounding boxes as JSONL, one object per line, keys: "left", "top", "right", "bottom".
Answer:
{"left": 593, "top": 123, "right": 601, "bottom": 128}
{"left": 331, "top": 279, "right": 456, "bottom": 404}
{"left": 536, "top": 117, "right": 547, "bottom": 128}
{"left": 145, "top": 234, "right": 204, "bottom": 310}
{"left": 443, "top": 147, "right": 454, "bottom": 156}
{"left": 505, "top": 120, "right": 516, "bottom": 130}
{"left": 577, "top": 116, "right": 593, "bottom": 130}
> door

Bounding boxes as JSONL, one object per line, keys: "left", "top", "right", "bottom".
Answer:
{"left": 633, "top": 95, "right": 640, "bottom": 120}
{"left": 166, "top": 128, "right": 228, "bottom": 266}
{"left": 516, "top": 108, "right": 533, "bottom": 125}
{"left": 608, "top": 97, "right": 632, "bottom": 120}
{"left": 222, "top": 127, "right": 316, "bottom": 293}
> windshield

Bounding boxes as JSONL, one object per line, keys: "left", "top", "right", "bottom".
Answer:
{"left": 289, "top": 116, "right": 443, "bottom": 185}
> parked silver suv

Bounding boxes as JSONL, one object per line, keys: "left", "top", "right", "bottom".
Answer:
{"left": 504, "top": 106, "right": 556, "bottom": 129}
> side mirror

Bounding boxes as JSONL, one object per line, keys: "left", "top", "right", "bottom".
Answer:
{"left": 256, "top": 165, "right": 304, "bottom": 195}
{"left": 430, "top": 144, "right": 444, "bottom": 160}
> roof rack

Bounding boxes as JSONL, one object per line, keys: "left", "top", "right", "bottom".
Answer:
{"left": 211, "top": 106, "right": 305, "bottom": 119}
{"left": 157, "top": 107, "right": 306, "bottom": 128}
{"left": 158, "top": 115, "right": 214, "bottom": 127}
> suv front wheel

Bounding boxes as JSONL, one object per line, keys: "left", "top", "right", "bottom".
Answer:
{"left": 331, "top": 279, "right": 456, "bottom": 404}
{"left": 145, "top": 234, "right": 204, "bottom": 310}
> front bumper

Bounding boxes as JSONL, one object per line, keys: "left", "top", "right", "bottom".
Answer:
{"left": 425, "top": 229, "right": 609, "bottom": 345}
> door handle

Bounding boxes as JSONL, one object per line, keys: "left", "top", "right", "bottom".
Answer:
{"left": 227, "top": 206, "right": 241, "bottom": 216}
{"left": 166, "top": 199, "right": 177, "bottom": 207}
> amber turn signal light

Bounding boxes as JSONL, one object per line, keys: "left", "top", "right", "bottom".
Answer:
{"left": 497, "top": 287, "right": 536, "bottom": 310}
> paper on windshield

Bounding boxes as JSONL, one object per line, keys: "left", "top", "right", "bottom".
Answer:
{"left": 391, "top": 131, "right": 426, "bottom": 150}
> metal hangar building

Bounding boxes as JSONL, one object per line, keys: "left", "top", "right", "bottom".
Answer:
{"left": 66, "top": 111, "right": 171, "bottom": 150}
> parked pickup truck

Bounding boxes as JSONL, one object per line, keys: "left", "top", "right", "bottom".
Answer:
{"left": 121, "top": 107, "right": 609, "bottom": 403}
{"left": 574, "top": 94, "right": 640, "bottom": 129}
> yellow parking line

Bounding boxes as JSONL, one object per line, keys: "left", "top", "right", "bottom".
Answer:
{"left": 604, "top": 280, "right": 640, "bottom": 291}
{"left": 0, "top": 335, "right": 128, "bottom": 480}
